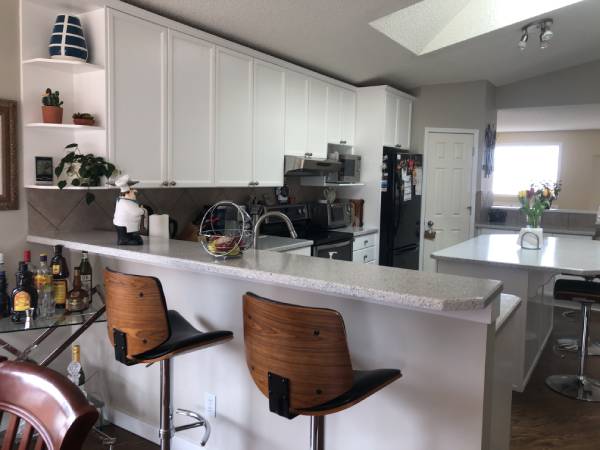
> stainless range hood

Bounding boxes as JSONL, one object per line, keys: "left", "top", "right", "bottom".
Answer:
{"left": 284, "top": 155, "right": 341, "bottom": 177}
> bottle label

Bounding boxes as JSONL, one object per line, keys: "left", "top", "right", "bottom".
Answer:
{"left": 81, "top": 275, "right": 92, "bottom": 293}
{"left": 14, "top": 292, "right": 31, "bottom": 312}
{"left": 35, "top": 274, "right": 52, "bottom": 290}
{"left": 53, "top": 280, "right": 67, "bottom": 305}
{"left": 52, "top": 264, "right": 60, "bottom": 275}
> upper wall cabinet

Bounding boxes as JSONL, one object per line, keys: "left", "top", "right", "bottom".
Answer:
{"left": 327, "top": 85, "right": 356, "bottom": 146}
{"left": 214, "top": 48, "right": 254, "bottom": 186}
{"left": 384, "top": 91, "right": 413, "bottom": 149}
{"left": 168, "top": 30, "right": 215, "bottom": 186}
{"left": 108, "top": 10, "right": 167, "bottom": 185}
{"left": 307, "top": 78, "right": 328, "bottom": 158}
{"left": 253, "top": 60, "right": 285, "bottom": 186}
{"left": 284, "top": 70, "right": 309, "bottom": 157}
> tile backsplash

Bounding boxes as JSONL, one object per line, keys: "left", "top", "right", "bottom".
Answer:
{"left": 27, "top": 180, "right": 327, "bottom": 236}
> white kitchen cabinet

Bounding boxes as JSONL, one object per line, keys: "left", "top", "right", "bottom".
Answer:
{"left": 108, "top": 10, "right": 167, "bottom": 185}
{"left": 253, "top": 60, "right": 285, "bottom": 186}
{"left": 284, "top": 70, "right": 309, "bottom": 157}
{"left": 214, "top": 47, "right": 253, "bottom": 186}
{"left": 327, "top": 85, "right": 356, "bottom": 146}
{"left": 352, "top": 231, "right": 378, "bottom": 264}
{"left": 307, "top": 78, "right": 328, "bottom": 158}
{"left": 168, "top": 30, "right": 214, "bottom": 186}
{"left": 384, "top": 91, "right": 412, "bottom": 149}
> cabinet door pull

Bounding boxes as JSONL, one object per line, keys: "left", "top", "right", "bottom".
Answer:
{"left": 169, "top": 181, "right": 177, "bottom": 186}
{"left": 363, "top": 254, "right": 368, "bottom": 261}
{"left": 364, "top": 239, "right": 369, "bottom": 246}
{"left": 395, "top": 144, "right": 402, "bottom": 148}
{"left": 340, "top": 140, "right": 347, "bottom": 145}
{"left": 161, "top": 181, "right": 169, "bottom": 187}
{"left": 305, "top": 152, "right": 313, "bottom": 157}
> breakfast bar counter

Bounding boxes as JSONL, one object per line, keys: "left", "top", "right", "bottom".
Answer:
{"left": 28, "top": 231, "right": 506, "bottom": 450}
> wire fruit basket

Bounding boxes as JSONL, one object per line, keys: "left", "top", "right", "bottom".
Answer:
{"left": 199, "top": 201, "right": 253, "bottom": 258}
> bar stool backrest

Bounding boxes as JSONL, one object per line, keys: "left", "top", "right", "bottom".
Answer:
{"left": 104, "top": 268, "right": 170, "bottom": 359}
{"left": 0, "top": 358, "right": 98, "bottom": 450}
{"left": 243, "top": 293, "right": 354, "bottom": 411}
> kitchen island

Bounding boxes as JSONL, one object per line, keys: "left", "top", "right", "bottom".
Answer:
{"left": 433, "top": 234, "right": 600, "bottom": 391}
{"left": 28, "top": 231, "right": 505, "bottom": 450}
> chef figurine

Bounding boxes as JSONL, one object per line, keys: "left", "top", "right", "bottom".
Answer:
{"left": 113, "top": 174, "right": 144, "bottom": 245}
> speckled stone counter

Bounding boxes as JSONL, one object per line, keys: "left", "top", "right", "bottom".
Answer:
{"left": 28, "top": 231, "right": 501, "bottom": 314}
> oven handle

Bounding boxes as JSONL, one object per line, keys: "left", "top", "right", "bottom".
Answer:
{"left": 315, "top": 239, "right": 354, "bottom": 251}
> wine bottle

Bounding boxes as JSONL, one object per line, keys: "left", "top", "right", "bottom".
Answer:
{"left": 51, "top": 245, "right": 69, "bottom": 309}
{"left": 79, "top": 251, "right": 92, "bottom": 305}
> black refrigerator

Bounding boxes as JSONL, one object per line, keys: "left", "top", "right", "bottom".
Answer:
{"left": 379, "top": 147, "right": 423, "bottom": 270}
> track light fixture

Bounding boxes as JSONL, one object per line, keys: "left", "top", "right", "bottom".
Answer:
{"left": 518, "top": 18, "right": 554, "bottom": 51}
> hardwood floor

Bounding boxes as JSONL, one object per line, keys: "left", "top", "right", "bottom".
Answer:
{"left": 511, "top": 307, "right": 600, "bottom": 449}
{"left": 84, "top": 307, "right": 600, "bottom": 450}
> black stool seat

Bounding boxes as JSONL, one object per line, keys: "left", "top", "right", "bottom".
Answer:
{"left": 135, "top": 311, "right": 233, "bottom": 361}
{"left": 298, "top": 369, "right": 401, "bottom": 415}
{"left": 554, "top": 280, "right": 600, "bottom": 302}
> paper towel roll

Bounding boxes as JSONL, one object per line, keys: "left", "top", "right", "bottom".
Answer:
{"left": 149, "top": 214, "right": 170, "bottom": 239}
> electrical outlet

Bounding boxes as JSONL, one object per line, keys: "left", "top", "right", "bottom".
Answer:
{"left": 205, "top": 392, "right": 216, "bottom": 418}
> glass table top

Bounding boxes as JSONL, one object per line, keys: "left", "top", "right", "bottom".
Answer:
{"left": 0, "top": 297, "right": 106, "bottom": 334}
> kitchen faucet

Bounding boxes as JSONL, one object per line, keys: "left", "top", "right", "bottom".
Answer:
{"left": 253, "top": 212, "right": 298, "bottom": 249}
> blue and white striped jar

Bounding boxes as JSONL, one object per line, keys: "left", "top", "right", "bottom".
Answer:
{"left": 48, "top": 14, "right": 88, "bottom": 62}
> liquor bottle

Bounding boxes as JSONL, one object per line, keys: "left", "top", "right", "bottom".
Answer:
{"left": 79, "top": 251, "right": 93, "bottom": 305}
{"left": 51, "top": 245, "right": 69, "bottom": 309}
{"left": 35, "top": 254, "right": 54, "bottom": 318}
{"left": 0, "top": 253, "right": 9, "bottom": 318}
{"left": 66, "top": 267, "right": 88, "bottom": 313}
{"left": 20, "top": 250, "right": 34, "bottom": 291}
{"left": 67, "top": 344, "right": 86, "bottom": 392}
{"left": 15, "top": 261, "right": 38, "bottom": 318}
{"left": 11, "top": 270, "right": 32, "bottom": 323}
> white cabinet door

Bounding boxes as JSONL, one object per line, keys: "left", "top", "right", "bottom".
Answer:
{"left": 253, "top": 60, "right": 285, "bottom": 186}
{"left": 169, "top": 30, "right": 214, "bottom": 186}
{"left": 326, "top": 84, "right": 342, "bottom": 144}
{"left": 214, "top": 47, "right": 253, "bottom": 186}
{"left": 340, "top": 88, "right": 356, "bottom": 145}
{"left": 307, "top": 78, "right": 328, "bottom": 158}
{"left": 395, "top": 95, "right": 412, "bottom": 149}
{"left": 108, "top": 10, "right": 167, "bottom": 185}
{"left": 284, "top": 70, "right": 309, "bottom": 157}
{"left": 383, "top": 91, "right": 397, "bottom": 148}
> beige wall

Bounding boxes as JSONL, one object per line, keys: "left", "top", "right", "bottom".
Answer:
{"left": 0, "top": 0, "right": 26, "bottom": 273}
{"left": 496, "top": 130, "right": 600, "bottom": 211}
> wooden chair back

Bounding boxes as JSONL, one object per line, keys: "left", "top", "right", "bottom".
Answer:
{"left": 243, "top": 293, "right": 354, "bottom": 411}
{"left": 104, "top": 268, "right": 170, "bottom": 359}
{"left": 0, "top": 358, "right": 98, "bottom": 450}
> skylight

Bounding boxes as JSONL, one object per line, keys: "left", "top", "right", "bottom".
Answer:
{"left": 369, "top": 0, "right": 584, "bottom": 55}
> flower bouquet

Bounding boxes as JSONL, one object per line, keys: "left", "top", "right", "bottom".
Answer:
{"left": 517, "top": 182, "right": 561, "bottom": 249}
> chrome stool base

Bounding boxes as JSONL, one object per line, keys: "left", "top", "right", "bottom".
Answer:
{"left": 546, "top": 375, "right": 600, "bottom": 402}
{"left": 556, "top": 338, "right": 600, "bottom": 355}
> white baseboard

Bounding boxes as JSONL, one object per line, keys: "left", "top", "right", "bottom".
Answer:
{"left": 104, "top": 407, "right": 205, "bottom": 450}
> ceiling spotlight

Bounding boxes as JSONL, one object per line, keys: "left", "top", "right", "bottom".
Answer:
{"left": 518, "top": 30, "right": 529, "bottom": 50}
{"left": 540, "top": 20, "right": 554, "bottom": 42}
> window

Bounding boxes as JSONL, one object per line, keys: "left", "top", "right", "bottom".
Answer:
{"left": 492, "top": 144, "right": 560, "bottom": 196}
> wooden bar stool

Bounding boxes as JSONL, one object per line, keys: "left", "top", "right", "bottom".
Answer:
{"left": 104, "top": 269, "right": 233, "bottom": 449}
{"left": 0, "top": 357, "right": 98, "bottom": 450}
{"left": 546, "top": 279, "right": 600, "bottom": 402}
{"left": 243, "top": 292, "right": 401, "bottom": 450}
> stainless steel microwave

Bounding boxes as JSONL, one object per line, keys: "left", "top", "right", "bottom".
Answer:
{"left": 326, "top": 154, "right": 361, "bottom": 183}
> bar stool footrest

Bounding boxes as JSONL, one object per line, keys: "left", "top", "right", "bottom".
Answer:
{"left": 556, "top": 338, "right": 600, "bottom": 355}
{"left": 546, "top": 375, "right": 600, "bottom": 402}
{"left": 175, "top": 409, "right": 211, "bottom": 446}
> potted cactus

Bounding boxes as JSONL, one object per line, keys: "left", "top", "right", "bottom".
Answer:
{"left": 41, "top": 88, "right": 63, "bottom": 123}
{"left": 72, "top": 112, "right": 95, "bottom": 126}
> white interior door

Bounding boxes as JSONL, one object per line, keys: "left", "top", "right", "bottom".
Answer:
{"left": 421, "top": 132, "right": 475, "bottom": 272}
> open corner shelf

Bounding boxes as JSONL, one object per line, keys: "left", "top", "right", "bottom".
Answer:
{"left": 26, "top": 123, "right": 104, "bottom": 130}
{"left": 22, "top": 58, "right": 104, "bottom": 73}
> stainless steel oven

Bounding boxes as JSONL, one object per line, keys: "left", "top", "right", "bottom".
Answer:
{"left": 327, "top": 154, "right": 361, "bottom": 183}
{"left": 312, "top": 239, "right": 353, "bottom": 261}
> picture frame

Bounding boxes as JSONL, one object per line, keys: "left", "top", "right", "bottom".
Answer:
{"left": 0, "top": 100, "right": 18, "bottom": 210}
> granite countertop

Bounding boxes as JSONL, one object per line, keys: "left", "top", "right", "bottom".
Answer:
{"left": 336, "top": 226, "right": 379, "bottom": 237}
{"left": 28, "top": 231, "right": 502, "bottom": 314}
{"left": 432, "top": 234, "right": 600, "bottom": 276}
{"left": 476, "top": 223, "right": 595, "bottom": 237}
{"left": 254, "top": 235, "right": 313, "bottom": 252}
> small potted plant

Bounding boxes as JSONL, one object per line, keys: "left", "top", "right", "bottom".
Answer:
{"left": 55, "top": 143, "right": 118, "bottom": 204}
{"left": 41, "top": 88, "right": 63, "bottom": 124}
{"left": 72, "top": 112, "right": 95, "bottom": 126}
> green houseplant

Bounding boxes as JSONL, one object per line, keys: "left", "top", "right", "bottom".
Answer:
{"left": 55, "top": 143, "right": 118, "bottom": 204}
{"left": 72, "top": 112, "right": 95, "bottom": 126}
{"left": 41, "top": 88, "right": 64, "bottom": 124}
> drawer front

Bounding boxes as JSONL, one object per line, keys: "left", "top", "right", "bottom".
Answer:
{"left": 353, "top": 246, "right": 376, "bottom": 263}
{"left": 353, "top": 233, "right": 377, "bottom": 251}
